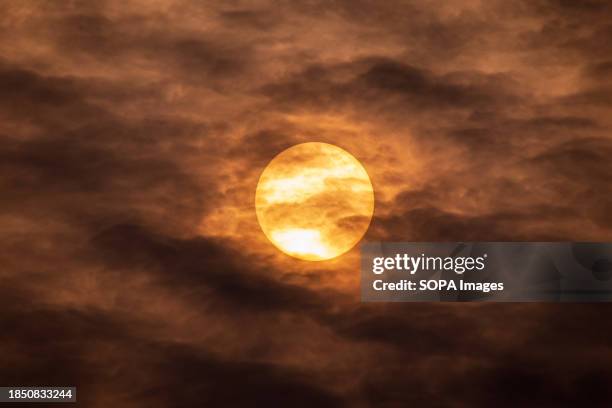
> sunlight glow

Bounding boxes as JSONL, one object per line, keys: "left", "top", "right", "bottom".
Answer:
{"left": 270, "top": 228, "right": 331, "bottom": 259}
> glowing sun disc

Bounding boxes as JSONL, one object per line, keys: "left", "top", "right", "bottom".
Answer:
{"left": 255, "top": 142, "right": 374, "bottom": 261}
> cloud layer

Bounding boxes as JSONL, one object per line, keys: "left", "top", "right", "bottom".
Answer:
{"left": 2, "top": 0, "right": 612, "bottom": 406}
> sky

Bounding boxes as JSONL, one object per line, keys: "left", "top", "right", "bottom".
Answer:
{"left": 1, "top": 0, "right": 612, "bottom": 406}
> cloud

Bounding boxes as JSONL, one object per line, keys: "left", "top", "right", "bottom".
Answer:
{"left": 90, "top": 223, "right": 331, "bottom": 314}
{"left": 261, "top": 57, "right": 521, "bottom": 116}
{"left": 1, "top": 0, "right": 612, "bottom": 405}
{"left": 0, "top": 281, "right": 343, "bottom": 407}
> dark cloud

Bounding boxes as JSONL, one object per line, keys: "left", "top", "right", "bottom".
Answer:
{"left": 0, "top": 63, "right": 218, "bottom": 237}
{"left": 371, "top": 206, "right": 577, "bottom": 242}
{"left": 2, "top": 0, "right": 612, "bottom": 406}
{"left": 528, "top": 137, "right": 612, "bottom": 229}
{"left": 261, "top": 58, "right": 521, "bottom": 116}
{"left": 0, "top": 283, "right": 343, "bottom": 407}
{"left": 145, "top": 344, "right": 344, "bottom": 408}
{"left": 583, "top": 60, "right": 612, "bottom": 80}
{"left": 0, "top": 64, "right": 109, "bottom": 131}
{"left": 357, "top": 61, "right": 518, "bottom": 109}
{"left": 229, "top": 128, "right": 302, "bottom": 168}
{"left": 562, "top": 87, "right": 612, "bottom": 107}
{"left": 219, "top": 9, "right": 282, "bottom": 30}
{"left": 90, "top": 223, "right": 331, "bottom": 314}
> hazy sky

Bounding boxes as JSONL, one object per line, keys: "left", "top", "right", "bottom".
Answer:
{"left": 2, "top": 0, "right": 612, "bottom": 406}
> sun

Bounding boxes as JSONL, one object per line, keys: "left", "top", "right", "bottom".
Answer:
{"left": 255, "top": 142, "right": 374, "bottom": 261}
